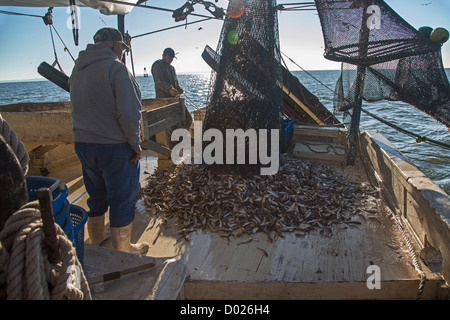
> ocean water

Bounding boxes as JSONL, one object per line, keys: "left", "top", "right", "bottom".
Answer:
{"left": 0, "top": 70, "right": 448, "bottom": 194}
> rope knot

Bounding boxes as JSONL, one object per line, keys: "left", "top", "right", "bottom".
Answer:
{"left": 0, "top": 201, "right": 91, "bottom": 300}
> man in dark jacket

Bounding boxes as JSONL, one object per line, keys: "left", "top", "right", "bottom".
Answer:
{"left": 151, "top": 48, "right": 184, "bottom": 98}
{"left": 69, "top": 27, "right": 149, "bottom": 255}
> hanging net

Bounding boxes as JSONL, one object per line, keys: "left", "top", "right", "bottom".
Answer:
{"left": 314, "top": 0, "right": 450, "bottom": 128}
{"left": 202, "top": 0, "right": 283, "bottom": 176}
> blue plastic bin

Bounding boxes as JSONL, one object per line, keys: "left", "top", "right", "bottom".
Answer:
{"left": 281, "top": 119, "right": 294, "bottom": 152}
{"left": 26, "top": 176, "right": 68, "bottom": 214}
{"left": 26, "top": 177, "right": 86, "bottom": 266}
{"left": 70, "top": 205, "right": 88, "bottom": 266}
{"left": 283, "top": 119, "right": 294, "bottom": 137}
{"left": 54, "top": 199, "right": 74, "bottom": 241}
{"left": 26, "top": 176, "right": 73, "bottom": 239}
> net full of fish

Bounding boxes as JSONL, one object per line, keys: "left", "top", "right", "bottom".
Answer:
{"left": 142, "top": 155, "right": 379, "bottom": 243}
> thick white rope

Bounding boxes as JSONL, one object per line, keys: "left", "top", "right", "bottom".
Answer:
{"left": 0, "top": 201, "right": 91, "bottom": 300}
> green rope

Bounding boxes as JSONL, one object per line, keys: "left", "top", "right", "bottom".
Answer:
{"left": 361, "top": 108, "right": 450, "bottom": 150}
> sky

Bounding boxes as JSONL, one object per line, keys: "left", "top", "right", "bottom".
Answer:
{"left": 0, "top": 0, "right": 449, "bottom": 81}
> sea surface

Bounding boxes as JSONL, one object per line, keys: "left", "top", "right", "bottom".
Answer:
{"left": 0, "top": 70, "right": 449, "bottom": 194}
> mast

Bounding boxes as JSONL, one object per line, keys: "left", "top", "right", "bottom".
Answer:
{"left": 346, "top": 5, "right": 371, "bottom": 165}
{"left": 118, "top": 14, "right": 126, "bottom": 64}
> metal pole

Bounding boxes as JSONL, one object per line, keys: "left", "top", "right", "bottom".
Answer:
{"left": 346, "top": 65, "right": 365, "bottom": 165}
{"left": 118, "top": 14, "right": 126, "bottom": 64}
{"left": 346, "top": 7, "right": 370, "bottom": 165}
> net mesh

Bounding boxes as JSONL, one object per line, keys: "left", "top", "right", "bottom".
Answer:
{"left": 315, "top": 0, "right": 450, "bottom": 128}
{"left": 202, "top": 0, "right": 283, "bottom": 175}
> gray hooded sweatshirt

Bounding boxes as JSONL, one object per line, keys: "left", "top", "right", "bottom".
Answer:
{"left": 69, "top": 44, "right": 142, "bottom": 152}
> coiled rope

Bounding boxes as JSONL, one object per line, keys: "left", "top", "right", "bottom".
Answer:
{"left": 0, "top": 114, "right": 29, "bottom": 175}
{"left": 0, "top": 201, "right": 91, "bottom": 300}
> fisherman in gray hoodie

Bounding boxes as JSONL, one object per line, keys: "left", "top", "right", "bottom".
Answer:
{"left": 69, "top": 27, "right": 149, "bottom": 255}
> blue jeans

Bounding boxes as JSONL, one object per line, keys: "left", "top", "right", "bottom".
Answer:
{"left": 74, "top": 143, "right": 140, "bottom": 228}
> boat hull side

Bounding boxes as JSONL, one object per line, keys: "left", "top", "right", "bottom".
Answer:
{"left": 361, "top": 130, "right": 450, "bottom": 286}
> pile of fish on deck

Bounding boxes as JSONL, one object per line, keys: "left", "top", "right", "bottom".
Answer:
{"left": 142, "top": 156, "right": 380, "bottom": 243}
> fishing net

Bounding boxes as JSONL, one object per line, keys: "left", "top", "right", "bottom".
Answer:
{"left": 314, "top": 0, "right": 450, "bottom": 128}
{"left": 202, "top": 0, "right": 283, "bottom": 176}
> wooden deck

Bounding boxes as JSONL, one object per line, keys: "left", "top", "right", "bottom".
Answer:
{"left": 44, "top": 148, "right": 445, "bottom": 300}
{"left": 2, "top": 98, "right": 448, "bottom": 300}
{"left": 131, "top": 159, "right": 444, "bottom": 299}
{"left": 6, "top": 98, "right": 444, "bottom": 299}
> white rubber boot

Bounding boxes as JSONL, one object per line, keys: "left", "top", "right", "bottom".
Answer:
{"left": 111, "top": 223, "right": 149, "bottom": 255}
{"left": 87, "top": 215, "right": 106, "bottom": 245}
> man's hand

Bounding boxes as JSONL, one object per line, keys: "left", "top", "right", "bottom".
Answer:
{"left": 178, "top": 86, "right": 184, "bottom": 94}
{"left": 169, "top": 87, "right": 179, "bottom": 97}
{"left": 131, "top": 145, "right": 142, "bottom": 163}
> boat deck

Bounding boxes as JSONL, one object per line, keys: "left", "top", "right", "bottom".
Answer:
{"left": 41, "top": 150, "right": 444, "bottom": 300}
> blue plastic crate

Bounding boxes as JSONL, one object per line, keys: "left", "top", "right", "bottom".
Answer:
{"left": 281, "top": 119, "right": 294, "bottom": 152}
{"left": 54, "top": 199, "right": 74, "bottom": 241}
{"left": 26, "top": 177, "right": 85, "bottom": 266}
{"left": 26, "top": 176, "right": 73, "bottom": 237}
{"left": 282, "top": 119, "right": 294, "bottom": 137}
{"left": 26, "top": 176, "right": 68, "bottom": 214}
{"left": 70, "top": 205, "right": 88, "bottom": 266}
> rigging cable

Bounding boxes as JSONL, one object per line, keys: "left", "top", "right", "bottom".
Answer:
{"left": 104, "top": 1, "right": 220, "bottom": 75}
{"left": 0, "top": 8, "right": 76, "bottom": 65}
{"left": 132, "top": 17, "right": 213, "bottom": 39}
{"left": 48, "top": 27, "right": 65, "bottom": 73}
{"left": 182, "top": 93, "right": 205, "bottom": 114}
{"left": 50, "top": 25, "right": 76, "bottom": 63}
{"left": 0, "top": 10, "right": 43, "bottom": 18}
{"left": 281, "top": 51, "right": 336, "bottom": 97}
{"left": 360, "top": 107, "right": 450, "bottom": 150}
{"left": 43, "top": 8, "right": 76, "bottom": 73}
{"left": 97, "top": 0, "right": 223, "bottom": 20}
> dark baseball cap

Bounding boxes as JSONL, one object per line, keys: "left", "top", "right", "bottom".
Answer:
{"left": 94, "top": 27, "right": 130, "bottom": 51}
{"left": 163, "top": 48, "right": 177, "bottom": 58}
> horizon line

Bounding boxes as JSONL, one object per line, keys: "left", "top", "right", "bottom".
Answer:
{"left": 2, "top": 67, "right": 449, "bottom": 83}
{"left": 0, "top": 68, "right": 343, "bottom": 83}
